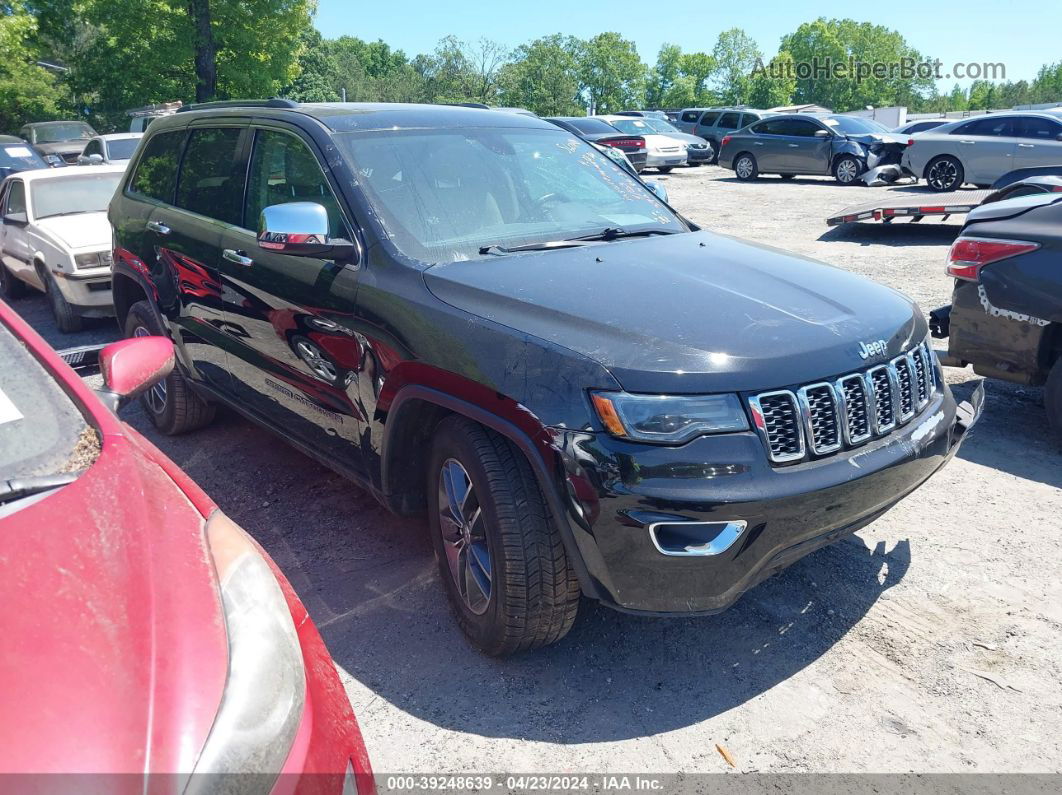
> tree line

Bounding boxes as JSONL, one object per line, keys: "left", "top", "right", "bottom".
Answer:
{"left": 2, "top": 2, "right": 1061, "bottom": 133}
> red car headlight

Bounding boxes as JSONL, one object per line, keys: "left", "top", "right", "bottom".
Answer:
{"left": 188, "top": 512, "right": 306, "bottom": 790}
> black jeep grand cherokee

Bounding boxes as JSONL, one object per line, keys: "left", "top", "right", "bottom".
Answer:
{"left": 109, "top": 100, "right": 982, "bottom": 655}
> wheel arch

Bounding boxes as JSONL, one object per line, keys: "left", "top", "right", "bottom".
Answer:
{"left": 380, "top": 384, "right": 603, "bottom": 601}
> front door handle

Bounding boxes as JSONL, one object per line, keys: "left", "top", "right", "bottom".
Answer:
{"left": 1018, "top": 143, "right": 1034, "bottom": 148}
{"left": 959, "top": 140, "right": 975, "bottom": 145}
{"left": 787, "top": 143, "right": 800, "bottom": 148}
{"left": 753, "top": 141, "right": 764, "bottom": 146}
{"left": 146, "top": 220, "right": 171, "bottom": 235}
{"left": 223, "top": 249, "right": 254, "bottom": 267}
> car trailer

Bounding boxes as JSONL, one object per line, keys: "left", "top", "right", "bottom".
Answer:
{"left": 826, "top": 189, "right": 992, "bottom": 226}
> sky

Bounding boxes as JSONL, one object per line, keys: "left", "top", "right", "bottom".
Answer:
{"left": 315, "top": 0, "right": 1060, "bottom": 90}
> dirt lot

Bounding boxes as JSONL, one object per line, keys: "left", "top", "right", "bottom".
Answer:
{"left": 13, "top": 166, "right": 1062, "bottom": 776}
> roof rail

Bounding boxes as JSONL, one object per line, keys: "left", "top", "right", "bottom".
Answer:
{"left": 177, "top": 98, "right": 299, "bottom": 113}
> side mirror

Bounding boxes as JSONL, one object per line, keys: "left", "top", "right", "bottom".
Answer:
{"left": 258, "top": 202, "right": 355, "bottom": 260}
{"left": 814, "top": 129, "right": 831, "bottom": 138}
{"left": 3, "top": 212, "right": 28, "bottom": 226}
{"left": 84, "top": 153, "right": 103, "bottom": 165}
{"left": 98, "top": 336, "right": 174, "bottom": 409}
{"left": 645, "top": 181, "right": 669, "bottom": 204}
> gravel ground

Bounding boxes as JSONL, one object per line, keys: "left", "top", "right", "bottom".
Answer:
{"left": 10, "top": 166, "right": 1062, "bottom": 777}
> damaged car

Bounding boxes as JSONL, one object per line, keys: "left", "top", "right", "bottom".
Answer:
{"left": 718, "top": 113, "right": 912, "bottom": 185}
{"left": 930, "top": 192, "right": 1062, "bottom": 441}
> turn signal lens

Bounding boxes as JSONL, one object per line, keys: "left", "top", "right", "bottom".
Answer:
{"left": 591, "top": 393, "right": 627, "bottom": 437}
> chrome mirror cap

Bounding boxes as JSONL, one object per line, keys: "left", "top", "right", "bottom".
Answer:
{"left": 258, "top": 202, "right": 355, "bottom": 261}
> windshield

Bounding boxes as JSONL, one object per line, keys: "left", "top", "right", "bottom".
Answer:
{"left": 106, "top": 138, "right": 141, "bottom": 160}
{"left": 824, "top": 116, "right": 890, "bottom": 135}
{"left": 0, "top": 321, "right": 96, "bottom": 492}
{"left": 32, "top": 123, "right": 95, "bottom": 144}
{"left": 31, "top": 172, "right": 122, "bottom": 219}
{"left": 643, "top": 119, "right": 682, "bottom": 134}
{"left": 609, "top": 119, "right": 655, "bottom": 136}
{"left": 0, "top": 143, "right": 47, "bottom": 171}
{"left": 336, "top": 128, "right": 684, "bottom": 262}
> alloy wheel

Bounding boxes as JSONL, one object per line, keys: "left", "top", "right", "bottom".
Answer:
{"left": 928, "top": 159, "right": 959, "bottom": 191}
{"left": 436, "top": 458, "right": 492, "bottom": 615}
{"left": 133, "top": 325, "right": 167, "bottom": 413}
{"left": 736, "top": 157, "right": 754, "bottom": 179}
{"left": 836, "top": 158, "right": 859, "bottom": 184}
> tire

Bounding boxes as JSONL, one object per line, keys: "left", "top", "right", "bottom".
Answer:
{"left": 657, "top": 166, "right": 674, "bottom": 174}
{"left": 926, "top": 155, "right": 964, "bottom": 192}
{"left": 0, "top": 263, "right": 27, "bottom": 300}
{"left": 427, "top": 415, "right": 580, "bottom": 656}
{"left": 124, "top": 300, "right": 215, "bottom": 434}
{"left": 780, "top": 174, "right": 795, "bottom": 180}
{"left": 1047, "top": 358, "right": 1062, "bottom": 445}
{"left": 41, "top": 268, "right": 84, "bottom": 333}
{"left": 734, "top": 153, "right": 758, "bottom": 180}
{"left": 833, "top": 155, "right": 863, "bottom": 185}
{"left": 708, "top": 141, "right": 719, "bottom": 164}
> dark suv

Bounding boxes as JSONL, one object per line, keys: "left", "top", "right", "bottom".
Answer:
{"left": 109, "top": 100, "right": 982, "bottom": 655}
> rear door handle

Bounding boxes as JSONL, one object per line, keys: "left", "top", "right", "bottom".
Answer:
{"left": 753, "top": 141, "right": 764, "bottom": 146}
{"left": 223, "top": 248, "right": 254, "bottom": 267}
{"left": 146, "top": 220, "right": 171, "bottom": 235}
{"left": 787, "top": 143, "right": 800, "bottom": 148}
{"left": 959, "top": 140, "right": 975, "bottom": 145}
{"left": 1018, "top": 143, "right": 1034, "bottom": 148}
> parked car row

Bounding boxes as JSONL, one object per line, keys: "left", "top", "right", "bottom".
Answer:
{"left": 10, "top": 120, "right": 142, "bottom": 169}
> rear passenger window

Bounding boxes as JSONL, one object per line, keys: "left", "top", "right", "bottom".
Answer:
{"left": 718, "top": 113, "right": 741, "bottom": 129}
{"left": 751, "top": 119, "right": 782, "bottom": 135}
{"left": 129, "top": 130, "right": 185, "bottom": 203}
{"left": 739, "top": 114, "right": 759, "bottom": 128}
{"left": 952, "top": 117, "right": 1015, "bottom": 137}
{"left": 699, "top": 112, "right": 720, "bottom": 126}
{"left": 176, "top": 128, "right": 245, "bottom": 225}
{"left": 244, "top": 130, "right": 344, "bottom": 236}
{"left": 681, "top": 111, "right": 700, "bottom": 123}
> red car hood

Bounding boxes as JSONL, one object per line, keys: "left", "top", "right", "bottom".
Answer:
{"left": 0, "top": 430, "right": 228, "bottom": 774}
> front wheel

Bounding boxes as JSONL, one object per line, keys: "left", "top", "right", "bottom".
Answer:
{"left": 734, "top": 153, "right": 758, "bottom": 180}
{"left": 124, "top": 300, "right": 215, "bottom": 434}
{"left": 42, "top": 270, "right": 84, "bottom": 333}
{"left": 926, "top": 156, "right": 964, "bottom": 192}
{"left": 427, "top": 416, "right": 580, "bottom": 656}
{"left": 833, "top": 155, "right": 863, "bottom": 185}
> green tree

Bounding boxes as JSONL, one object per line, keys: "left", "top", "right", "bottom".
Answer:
{"left": 748, "top": 51, "right": 796, "bottom": 108}
{"left": 414, "top": 35, "right": 507, "bottom": 104}
{"left": 498, "top": 35, "right": 583, "bottom": 115}
{"left": 281, "top": 28, "right": 341, "bottom": 102}
{"left": 711, "top": 28, "right": 761, "bottom": 105}
{"left": 0, "top": 2, "right": 70, "bottom": 131}
{"left": 578, "top": 32, "right": 645, "bottom": 114}
{"left": 779, "top": 18, "right": 934, "bottom": 111}
{"left": 680, "top": 52, "right": 717, "bottom": 105}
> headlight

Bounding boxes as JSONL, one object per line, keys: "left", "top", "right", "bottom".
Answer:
{"left": 44, "top": 154, "right": 63, "bottom": 166}
{"left": 188, "top": 512, "right": 306, "bottom": 791}
{"left": 73, "top": 251, "right": 114, "bottom": 270}
{"left": 590, "top": 391, "right": 749, "bottom": 444}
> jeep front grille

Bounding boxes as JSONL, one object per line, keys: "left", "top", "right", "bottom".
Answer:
{"left": 750, "top": 341, "right": 936, "bottom": 465}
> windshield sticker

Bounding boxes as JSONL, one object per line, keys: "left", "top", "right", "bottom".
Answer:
{"left": 3, "top": 146, "right": 33, "bottom": 158}
{"left": 0, "top": 387, "right": 24, "bottom": 426}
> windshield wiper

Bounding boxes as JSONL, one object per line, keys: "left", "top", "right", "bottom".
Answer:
{"left": 37, "top": 211, "right": 93, "bottom": 219}
{"left": 478, "top": 227, "right": 679, "bottom": 256}
{"left": 0, "top": 472, "right": 79, "bottom": 505}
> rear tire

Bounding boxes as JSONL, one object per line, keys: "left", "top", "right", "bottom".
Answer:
{"left": 42, "top": 269, "right": 84, "bottom": 333}
{"left": 657, "top": 166, "right": 674, "bottom": 174}
{"left": 926, "top": 155, "right": 964, "bottom": 192}
{"left": 1047, "top": 358, "right": 1062, "bottom": 445}
{"left": 124, "top": 300, "right": 215, "bottom": 435}
{"left": 780, "top": 174, "right": 795, "bottom": 180}
{"left": 427, "top": 416, "right": 580, "bottom": 656}
{"left": 0, "top": 263, "right": 27, "bottom": 300}
{"left": 734, "top": 153, "right": 758, "bottom": 180}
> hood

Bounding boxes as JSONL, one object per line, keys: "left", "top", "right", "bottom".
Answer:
{"left": 661, "top": 132, "right": 710, "bottom": 147}
{"left": 425, "top": 230, "right": 923, "bottom": 393}
{"left": 33, "top": 140, "right": 88, "bottom": 157}
{"left": 35, "top": 211, "right": 111, "bottom": 250}
{"left": 845, "top": 132, "right": 910, "bottom": 147}
{"left": 0, "top": 434, "right": 228, "bottom": 773}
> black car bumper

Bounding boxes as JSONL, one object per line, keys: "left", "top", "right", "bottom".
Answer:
{"left": 550, "top": 383, "right": 981, "bottom": 614}
{"left": 686, "top": 147, "right": 713, "bottom": 163}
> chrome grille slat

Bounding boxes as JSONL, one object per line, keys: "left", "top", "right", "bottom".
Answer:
{"left": 750, "top": 340, "right": 937, "bottom": 465}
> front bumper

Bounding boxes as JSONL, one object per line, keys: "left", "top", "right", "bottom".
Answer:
{"left": 686, "top": 147, "right": 713, "bottom": 163}
{"left": 53, "top": 266, "right": 115, "bottom": 315}
{"left": 552, "top": 382, "right": 981, "bottom": 614}
{"left": 646, "top": 150, "right": 688, "bottom": 167}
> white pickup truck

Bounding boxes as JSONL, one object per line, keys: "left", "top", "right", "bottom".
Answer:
{"left": 0, "top": 164, "right": 124, "bottom": 332}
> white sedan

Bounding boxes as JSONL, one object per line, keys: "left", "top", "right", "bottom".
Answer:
{"left": 0, "top": 164, "right": 124, "bottom": 332}
{"left": 78, "top": 132, "right": 144, "bottom": 166}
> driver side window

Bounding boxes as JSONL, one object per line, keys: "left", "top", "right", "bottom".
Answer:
{"left": 244, "top": 130, "right": 345, "bottom": 237}
{"left": 6, "top": 181, "right": 26, "bottom": 216}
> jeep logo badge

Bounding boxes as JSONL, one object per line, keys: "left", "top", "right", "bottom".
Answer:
{"left": 857, "top": 339, "right": 888, "bottom": 360}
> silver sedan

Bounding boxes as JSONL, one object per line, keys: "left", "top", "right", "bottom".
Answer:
{"left": 901, "top": 111, "right": 1062, "bottom": 192}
